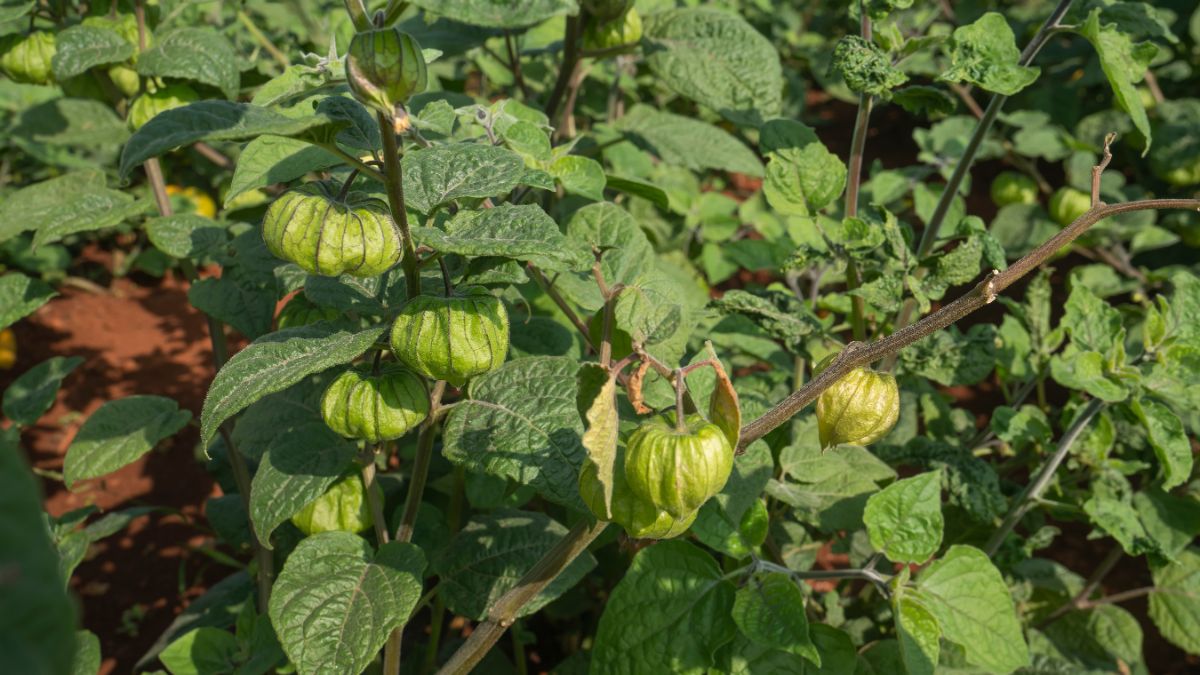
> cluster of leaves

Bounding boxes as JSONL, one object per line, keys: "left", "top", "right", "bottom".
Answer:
{"left": 2, "top": 0, "right": 1200, "bottom": 674}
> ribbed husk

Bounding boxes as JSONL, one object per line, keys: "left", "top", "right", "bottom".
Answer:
{"left": 262, "top": 182, "right": 402, "bottom": 277}
{"left": 582, "top": 0, "right": 635, "bottom": 21}
{"left": 0, "top": 31, "right": 55, "bottom": 84}
{"left": 128, "top": 84, "right": 200, "bottom": 130}
{"left": 290, "top": 473, "right": 376, "bottom": 536}
{"left": 345, "top": 27, "right": 426, "bottom": 117}
{"left": 623, "top": 413, "right": 734, "bottom": 519}
{"left": 579, "top": 448, "right": 696, "bottom": 540}
{"left": 321, "top": 365, "right": 430, "bottom": 442}
{"left": 389, "top": 286, "right": 509, "bottom": 388}
{"left": 276, "top": 295, "right": 340, "bottom": 330}
{"left": 815, "top": 365, "right": 900, "bottom": 448}
{"left": 582, "top": 8, "right": 642, "bottom": 51}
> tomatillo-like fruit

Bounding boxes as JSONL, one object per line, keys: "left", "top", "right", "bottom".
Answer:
{"left": 624, "top": 413, "right": 734, "bottom": 518}
{"left": 128, "top": 84, "right": 200, "bottom": 130}
{"left": 291, "top": 473, "right": 379, "bottom": 536}
{"left": 389, "top": 286, "right": 509, "bottom": 388}
{"left": 579, "top": 449, "right": 697, "bottom": 540}
{"left": 321, "top": 365, "right": 430, "bottom": 442}
{"left": 815, "top": 359, "right": 899, "bottom": 448}
{"left": 989, "top": 172, "right": 1038, "bottom": 207}
{"left": 345, "top": 27, "right": 426, "bottom": 122}
{"left": 262, "top": 181, "right": 402, "bottom": 278}
{"left": 582, "top": 8, "right": 642, "bottom": 53}
{"left": 1048, "top": 187, "right": 1091, "bottom": 226}
{"left": 0, "top": 31, "right": 56, "bottom": 84}
{"left": 583, "top": 0, "right": 634, "bottom": 21}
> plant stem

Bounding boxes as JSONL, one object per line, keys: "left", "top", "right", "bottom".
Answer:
{"left": 362, "top": 455, "right": 389, "bottom": 544}
{"left": 435, "top": 520, "right": 609, "bottom": 675}
{"left": 378, "top": 113, "right": 422, "bottom": 299}
{"left": 344, "top": 0, "right": 371, "bottom": 30}
{"left": 511, "top": 620, "right": 528, "bottom": 675}
{"left": 885, "top": 0, "right": 1075, "bottom": 358}
{"left": 544, "top": 15, "right": 582, "bottom": 119}
{"left": 755, "top": 559, "right": 892, "bottom": 599}
{"left": 674, "top": 369, "right": 687, "bottom": 431}
{"left": 843, "top": 6, "right": 872, "bottom": 341}
{"left": 504, "top": 32, "right": 531, "bottom": 99}
{"left": 740, "top": 198, "right": 1200, "bottom": 449}
{"left": 1036, "top": 546, "right": 1122, "bottom": 627}
{"left": 395, "top": 381, "right": 447, "bottom": 543}
{"left": 527, "top": 263, "right": 595, "bottom": 353}
{"left": 237, "top": 10, "right": 290, "bottom": 68}
{"left": 319, "top": 143, "right": 388, "bottom": 183}
{"left": 984, "top": 398, "right": 1104, "bottom": 556}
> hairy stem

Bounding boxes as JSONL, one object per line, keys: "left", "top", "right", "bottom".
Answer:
{"left": 378, "top": 113, "right": 422, "bottom": 299}
{"left": 843, "top": 6, "right": 872, "bottom": 341}
{"left": 396, "top": 381, "right": 447, "bottom": 543}
{"left": 544, "top": 15, "right": 582, "bottom": 119}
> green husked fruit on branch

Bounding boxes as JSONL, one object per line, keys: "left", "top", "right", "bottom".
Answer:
{"left": 321, "top": 365, "right": 430, "bottom": 442}
{"left": 0, "top": 31, "right": 56, "bottom": 84}
{"left": 291, "top": 473, "right": 378, "bottom": 536}
{"left": 1048, "top": 187, "right": 1091, "bottom": 226}
{"left": 579, "top": 451, "right": 697, "bottom": 540}
{"left": 107, "top": 65, "right": 141, "bottom": 97}
{"left": 262, "top": 181, "right": 402, "bottom": 278}
{"left": 582, "top": 0, "right": 635, "bottom": 21}
{"left": 128, "top": 84, "right": 200, "bottom": 130}
{"left": 582, "top": 8, "right": 642, "bottom": 53}
{"left": 345, "top": 27, "right": 426, "bottom": 124}
{"left": 276, "top": 294, "right": 341, "bottom": 330}
{"left": 389, "top": 286, "right": 509, "bottom": 388}
{"left": 623, "top": 413, "right": 733, "bottom": 518}
{"left": 990, "top": 172, "right": 1038, "bottom": 207}
{"left": 815, "top": 359, "right": 899, "bottom": 448}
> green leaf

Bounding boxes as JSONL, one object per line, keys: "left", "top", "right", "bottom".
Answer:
{"left": 249, "top": 425, "right": 357, "bottom": 548}
{"left": 1134, "top": 487, "right": 1200, "bottom": 560}
{"left": 940, "top": 12, "right": 1040, "bottom": 95}
{"left": 0, "top": 429, "right": 76, "bottom": 675}
{"left": 895, "top": 595, "right": 939, "bottom": 675}
{"left": 54, "top": 506, "right": 155, "bottom": 583}
{"left": 643, "top": 8, "right": 782, "bottom": 127}
{"left": 617, "top": 105, "right": 763, "bottom": 177}
{"left": 0, "top": 0, "right": 35, "bottom": 23}
{"left": 200, "top": 322, "right": 385, "bottom": 449}
{"left": 443, "top": 356, "right": 585, "bottom": 508}
{"left": 864, "top": 471, "right": 944, "bottom": 564}
{"left": 433, "top": 509, "right": 597, "bottom": 620}
{"left": 225, "top": 135, "right": 342, "bottom": 207}
{"left": 51, "top": 24, "right": 135, "bottom": 80}
{"left": 1076, "top": 9, "right": 1157, "bottom": 154}
{"left": 692, "top": 442, "right": 772, "bottom": 558}
{"left": 1148, "top": 547, "right": 1200, "bottom": 654}
{"left": 913, "top": 545, "right": 1029, "bottom": 673}
{"left": 137, "top": 27, "right": 240, "bottom": 99}
{"left": 591, "top": 541, "right": 736, "bottom": 675}
{"left": 145, "top": 214, "right": 228, "bottom": 260}
{"left": 760, "top": 120, "right": 847, "bottom": 217}
{"left": 411, "top": 203, "right": 588, "bottom": 273}
{"left": 549, "top": 155, "right": 606, "bottom": 201}
{"left": 899, "top": 325, "right": 998, "bottom": 387}
{"left": 0, "top": 272, "right": 56, "bottom": 331}
{"left": 0, "top": 167, "right": 146, "bottom": 249}
{"left": 2, "top": 356, "right": 83, "bottom": 426}
{"left": 732, "top": 573, "right": 820, "bottom": 665}
{"left": 63, "top": 396, "right": 191, "bottom": 489}
{"left": 159, "top": 627, "right": 240, "bottom": 675}
{"left": 188, "top": 274, "right": 276, "bottom": 340}
{"left": 120, "top": 102, "right": 343, "bottom": 179}
{"left": 719, "top": 624, "right": 856, "bottom": 674}
{"left": 1062, "top": 283, "right": 1124, "bottom": 357}
{"left": 1129, "top": 398, "right": 1193, "bottom": 490}
{"left": 580, "top": 373, "right": 619, "bottom": 518}
{"left": 831, "top": 35, "right": 908, "bottom": 98}
{"left": 268, "top": 533, "right": 425, "bottom": 675}
{"left": 72, "top": 630, "right": 101, "bottom": 675}
{"left": 402, "top": 141, "right": 527, "bottom": 214}
{"left": 1050, "top": 351, "right": 1129, "bottom": 402}
{"left": 408, "top": 0, "right": 575, "bottom": 28}
{"left": 604, "top": 175, "right": 670, "bottom": 209}
{"left": 553, "top": 202, "right": 655, "bottom": 311}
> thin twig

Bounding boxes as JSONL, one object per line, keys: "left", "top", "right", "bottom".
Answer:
{"left": 1036, "top": 546, "right": 1121, "bottom": 627}
{"left": 527, "top": 263, "right": 595, "bottom": 353}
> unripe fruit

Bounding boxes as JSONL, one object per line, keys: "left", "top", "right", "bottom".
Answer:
{"left": 276, "top": 294, "right": 340, "bottom": 330}
{"left": 579, "top": 451, "right": 697, "bottom": 540}
{"left": 0, "top": 31, "right": 56, "bottom": 84}
{"left": 582, "top": 8, "right": 642, "bottom": 53}
{"left": 128, "top": 84, "right": 200, "bottom": 130}
{"left": 345, "top": 28, "right": 426, "bottom": 123}
{"left": 389, "top": 286, "right": 509, "bottom": 388}
{"left": 321, "top": 365, "right": 430, "bottom": 442}
{"left": 815, "top": 360, "right": 899, "bottom": 448}
{"left": 989, "top": 172, "right": 1038, "bottom": 207}
{"left": 1048, "top": 187, "right": 1091, "bottom": 226}
{"left": 107, "top": 65, "right": 141, "bottom": 97}
{"left": 583, "top": 0, "right": 634, "bottom": 21}
{"left": 291, "top": 473, "right": 378, "bottom": 536}
{"left": 624, "top": 413, "right": 734, "bottom": 518}
{"left": 262, "top": 181, "right": 402, "bottom": 278}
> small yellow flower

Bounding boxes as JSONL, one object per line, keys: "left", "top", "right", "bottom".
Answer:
{"left": 165, "top": 185, "right": 217, "bottom": 219}
{"left": 0, "top": 328, "right": 16, "bottom": 369}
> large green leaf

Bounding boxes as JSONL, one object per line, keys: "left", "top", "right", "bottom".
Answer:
{"left": 408, "top": 0, "right": 576, "bottom": 28}
{"left": 51, "top": 24, "right": 134, "bottom": 80}
{"left": 268, "top": 533, "right": 425, "bottom": 675}
{"left": 1148, "top": 547, "right": 1200, "bottom": 654}
{"left": 939, "top": 12, "right": 1040, "bottom": 95}
{"left": 0, "top": 171, "right": 147, "bottom": 248}
{"left": 0, "top": 272, "right": 56, "bottom": 330}
{"left": 63, "top": 396, "right": 192, "bottom": 489}
{"left": 432, "top": 509, "right": 597, "bottom": 620}
{"left": 894, "top": 594, "right": 940, "bottom": 675}
{"left": 1129, "top": 398, "right": 1192, "bottom": 490}
{"left": 1076, "top": 9, "right": 1157, "bottom": 153}
{"left": 732, "top": 573, "right": 819, "bottom": 665}
{"left": 402, "top": 142, "right": 527, "bottom": 214}
{"left": 719, "top": 625, "right": 857, "bottom": 674}
{"left": 72, "top": 630, "right": 101, "bottom": 675}
{"left": 616, "top": 105, "right": 763, "bottom": 177}
{"left": 591, "top": 541, "right": 736, "bottom": 675}
{"left": 224, "top": 135, "right": 342, "bottom": 207}
{"left": 411, "top": 203, "right": 588, "bottom": 272}
{"left": 912, "top": 545, "right": 1029, "bottom": 673}
{"left": 442, "top": 356, "right": 585, "bottom": 508}
{"left": 200, "top": 322, "right": 385, "bottom": 449}
{"left": 553, "top": 201, "right": 655, "bottom": 311}
{"left": 760, "top": 119, "right": 847, "bottom": 216}
{"left": 864, "top": 471, "right": 944, "bottom": 564}
{"left": 0, "top": 429, "right": 77, "bottom": 675}
{"left": 145, "top": 214, "right": 228, "bottom": 260}
{"left": 119, "top": 102, "right": 343, "bottom": 178}
{"left": 137, "top": 27, "right": 240, "bottom": 99}
{"left": 643, "top": 8, "right": 782, "bottom": 127}
{"left": 2, "top": 356, "right": 84, "bottom": 427}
